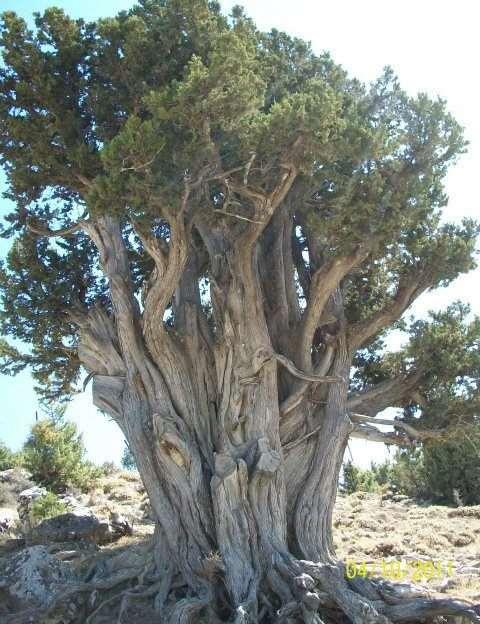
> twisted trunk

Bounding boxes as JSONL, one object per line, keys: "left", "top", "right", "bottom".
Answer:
{"left": 69, "top": 208, "right": 479, "bottom": 623}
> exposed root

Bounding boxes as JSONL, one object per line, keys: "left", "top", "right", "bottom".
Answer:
{"left": 298, "top": 559, "right": 480, "bottom": 624}
{"left": 165, "top": 595, "right": 209, "bottom": 623}
{"left": 254, "top": 555, "right": 480, "bottom": 624}
{"left": 3, "top": 545, "right": 480, "bottom": 623}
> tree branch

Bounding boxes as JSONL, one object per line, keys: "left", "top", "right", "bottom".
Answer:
{"left": 241, "top": 348, "right": 343, "bottom": 387}
{"left": 347, "top": 371, "right": 423, "bottom": 416}
{"left": 348, "top": 277, "right": 430, "bottom": 350}
{"left": 349, "top": 412, "right": 448, "bottom": 446}
{"left": 27, "top": 216, "right": 87, "bottom": 238}
{"left": 280, "top": 346, "right": 335, "bottom": 417}
{"left": 231, "top": 162, "right": 299, "bottom": 249}
{"left": 298, "top": 246, "right": 370, "bottom": 370}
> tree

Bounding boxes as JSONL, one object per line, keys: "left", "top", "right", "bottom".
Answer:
{"left": 0, "top": 2, "right": 479, "bottom": 621}
{"left": 0, "top": 440, "right": 16, "bottom": 470}
{"left": 390, "top": 424, "right": 480, "bottom": 505}
{"left": 341, "top": 460, "right": 378, "bottom": 495}
{"left": 121, "top": 441, "right": 137, "bottom": 470}
{"left": 23, "top": 417, "right": 99, "bottom": 492}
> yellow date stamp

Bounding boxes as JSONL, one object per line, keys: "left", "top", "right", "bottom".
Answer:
{"left": 344, "top": 559, "right": 455, "bottom": 582}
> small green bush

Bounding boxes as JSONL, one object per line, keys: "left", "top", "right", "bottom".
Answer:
{"left": 0, "top": 441, "right": 21, "bottom": 471}
{"left": 30, "top": 492, "right": 67, "bottom": 523}
{"left": 23, "top": 417, "right": 101, "bottom": 493}
{"left": 342, "top": 424, "right": 480, "bottom": 505}
{"left": 341, "top": 460, "right": 379, "bottom": 494}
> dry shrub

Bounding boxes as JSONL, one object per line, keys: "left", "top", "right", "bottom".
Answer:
{"left": 358, "top": 518, "right": 380, "bottom": 531}
{"left": 373, "top": 540, "right": 405, "bottom": 557}
{"left": 446, "top": 532, "right": 475, "bottom": 547}
{"left": 448, "top": 506, "right": 480, "bottom": 519}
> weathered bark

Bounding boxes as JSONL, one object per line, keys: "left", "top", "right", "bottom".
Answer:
{"left": 32, "top": 176, "right": 475, "bottom": 622}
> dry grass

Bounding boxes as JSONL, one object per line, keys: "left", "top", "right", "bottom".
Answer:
{"left": 334, "top": 492, "right": 480, "bottom": 600}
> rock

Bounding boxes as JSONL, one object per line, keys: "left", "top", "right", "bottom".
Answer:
{"left": 391, "top": 494, "right": 410, "bottom": 503}
{"left": 58, "top": 494, "right": 83, "bottom": 510}
{"left": 110, "top": 511, "right": 134, "bottom": 537}
{"left": 0, "top": 468, "right": 32, "bottom": 483}
{"left": 17, "top": 486, "right": 47, "bottom": 532}
{"left": 27, "top": 508, "right": 134, "bottom": 545}
{"left": 2, "top": 545, "right": 73, "bottom": 608}
{"left": 28, "top": 508, "right": 112, "bottom": 545}
{"left": 0, "top": 507, "right": 18, "bottom": 534}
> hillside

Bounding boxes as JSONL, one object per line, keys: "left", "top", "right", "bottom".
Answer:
{"left": 1, "top": 468, "right": 479, "bottom": 622}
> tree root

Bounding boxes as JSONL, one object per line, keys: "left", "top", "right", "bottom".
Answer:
{"left": 3, "top": 549, "right": 480, "bottom": 623}
{"left": 296, "top": 559, "right": 480, "bottom": 624}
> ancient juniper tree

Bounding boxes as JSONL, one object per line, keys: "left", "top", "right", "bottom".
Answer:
{"left": 1, "top": 2, "right": 479, "bottom": 622}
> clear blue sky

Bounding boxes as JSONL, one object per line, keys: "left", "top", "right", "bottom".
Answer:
{"left": 1, "top": 0, "right": 479, "bottom": 467}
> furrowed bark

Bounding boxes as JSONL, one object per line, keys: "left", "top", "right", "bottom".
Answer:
{"left": 28, "top": 174, "right": 473, "bottom": 623}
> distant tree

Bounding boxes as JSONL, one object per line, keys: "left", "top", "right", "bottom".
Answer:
{"left": 121, "top": 442, "right": 136, "bottom": 471}
{"left": 23, "top": 417, "right": 99, "bottom": 492}
{"left": 341, "top": 460, "right": 377, "bottom": 494}
{"left": 390, "top": 425, "right": 480, "bottom": 505}
{"left": 0, "top": 1, "right": 479, "bottom": 621}
{"left": 0, "top": 440, "right": 16, "bottom": 471}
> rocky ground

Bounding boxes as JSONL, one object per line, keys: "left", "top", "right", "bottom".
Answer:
{"left": 1, "top": 468, "right": 479, "bottom": 622}
{"left": 333, "top": 491, "right": 480, "bottom": 602}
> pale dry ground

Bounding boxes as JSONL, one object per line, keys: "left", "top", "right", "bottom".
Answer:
{"left": 2, "top": 470, "right": 480, "bottom": 608}
{"left": 333, "top": 491, "right": 480, "bottom": 602}
{"left": 86, "top": 474, "right": 480, "bottom": 602}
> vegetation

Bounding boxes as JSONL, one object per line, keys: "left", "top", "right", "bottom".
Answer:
{"left": 0, "top": 1, "right": 479, "bottom": 621}
{"left": 0, "top": 440, "right": 18, "bottom": 471}
{"left": 23, "top": 418, "right": 100, "bottom": 493}
{"left": 30, "top": 491, "right": 67, "bottom": 523}
{"left": 341, "top": 460, "right": 382, "bottom": 494}
{"left": 343, "top": 423, "right": 480, "bottom": 505}
{"left": 121, "top": 443, "right": 136, "bottom": 471}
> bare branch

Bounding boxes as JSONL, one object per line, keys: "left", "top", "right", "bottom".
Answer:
{"left": 298, "top": 245, "right": 370, "bottom": 370}
{"left": 75, "top": 173, "right": 95, "bottom": 190}
{"left": 350, "top": 412, "right": 448, "bottom": 446}
{"left": 131, "top": 219, "right": 168, "bottom": 273}
{"left": 349, "top": 277, "right": 430, "bottom": 350}
{"left": 280, "top": 346, "right": 335, "bottom": 417}
{"left": 350, "top": 423, "right": 413, "bottom": 446}
{"left": 27, "top": 216, "right": 87, "bottom": 238}
{"left": 275, "top": 352, "right": 343, "bottom": 384}
{"left": 347, "top": 371, "right": 423, "bottom": 416}
{"left": 213, "top": 209, "right": 264, "bottom": 225}
{"left": 283, "top": 424, "right": 323, "bottom": 452}
{"left": 242, "top": 348, "right": 343, "bottom": 387}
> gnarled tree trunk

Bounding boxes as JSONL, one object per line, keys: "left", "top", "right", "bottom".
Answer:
{"left": 18, "top": 156, "right": 469, "bottom": 624}
{"left": 61, "top": 192, "right": 477, "bottom": 624}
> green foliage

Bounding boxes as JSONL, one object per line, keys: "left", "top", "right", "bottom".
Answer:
{"left": 341, "top": 460, "right": 379, "bottom": 494}
{"left": 385, "top": 449, "right": 428, "bottom": 498}
{"left": 30, "top": 491, "right": 67, "bottom": 523}
{"left": 391, "top": 427, "right": 480, "bottom": 505}
{"left": 344, "top": 425, "right": 480, "bottom": 505}
{"left": 0, "top": 440, "right": 17, "bottom": 471}
{"left": 0, "top": 0, "right": 477, "bottom": 415}
{"left": 121, "top": 442, "right": 136, "bottom": 471}
{"left": 23, "top": 416, "right": 100, "bottom": 492}
{"left": 352, "top": 302, "right": 480, "bottom": 441}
